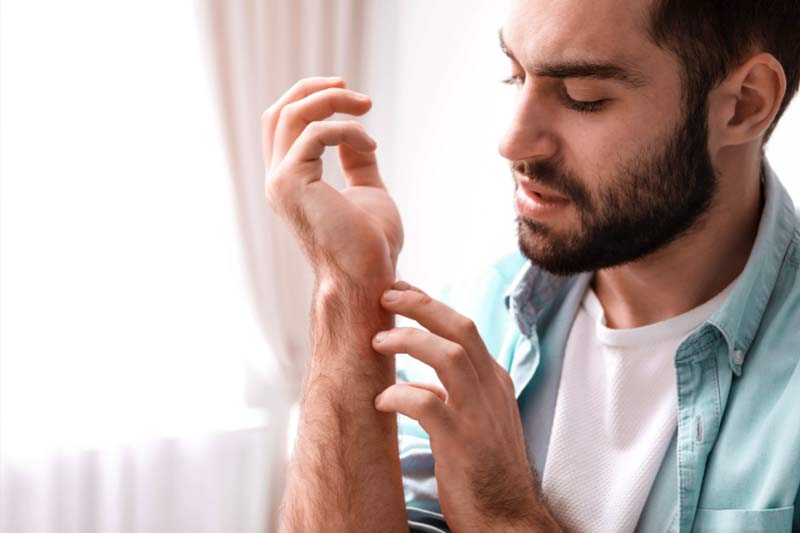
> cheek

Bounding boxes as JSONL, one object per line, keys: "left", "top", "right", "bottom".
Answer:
{"left": 559, "top": 135, "right": 615, "bottom": 203}
{"left": 562, "top": 119, "right": 660, "bottom": 197}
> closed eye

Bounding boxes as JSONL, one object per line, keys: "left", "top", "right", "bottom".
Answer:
{"left": 559, "top": 86, "right": 608, "bottom": 113}
{"left": 501, "top": 74, "right": 608, "bottom": 114}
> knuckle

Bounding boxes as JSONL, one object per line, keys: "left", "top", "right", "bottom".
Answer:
{"left": 305, "top": 120, "right": 326, "bottom": 136}
{"left": 266, "top": 168, "right": 292, "bottom": 197}
{"left": 265, "top": 177, "right": 283, "bottom": 204}
{"left": 281, "top": 101, "right": 301, "bottom": 121}
{"left": 443, "top": 345, "right": 468, "bottom": 366}
{"left": 292, "top": 77, "right": 315, "bottom": 92}
{"left": 345, "top": 119, "right": 365, "bottom": 130}
{"left": 403, "top": 327, "right": 420, "bottom": 342}
{"left": 457, "top": 316, "right": 477, "bottom": 336}
{"left": 497, "top": 368, "right": 515, "bottom": 391}
{"left": 415, "top": 392, "right": 441, "bottom": 415}
{"left": 413, "top": 291, "right": 432, "bottom": 306}
{"left": 261, "top": 106, "right": 277, "bottom": 126}
{"left": 318, "top": 86, "right": 344, "bottom": 98}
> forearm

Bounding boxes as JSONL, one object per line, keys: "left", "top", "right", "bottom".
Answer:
{"left": 278, "top": 277, "right": 407, "bottom": 532}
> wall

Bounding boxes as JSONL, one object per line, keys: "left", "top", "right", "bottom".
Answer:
{"left": 364, "top": 0, "right": 800, "bottom": 297}
{"left": 366, "top": 0, "right": 517, "bottom": 295}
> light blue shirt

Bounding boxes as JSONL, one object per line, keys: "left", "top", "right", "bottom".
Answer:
{"left": 398, "top": 158, "right": 800, "bottom": 532}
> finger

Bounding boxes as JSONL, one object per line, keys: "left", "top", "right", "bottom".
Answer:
{"left": 279, "top": 120, "right": 377, "bottom": 181}
{"left": 373, "top": 327, "right": 478, "bottom": 406}
{"left": 392, "top": 280, "right": 423, "bottom": 292}
{"left": 337, "top": 142, "right": 385, "bottom": 188}
{"left": 380, "top": 286, "right": 499, "bottom": 381}
{"left": 271, "top": 87, "right": 372, "bottom": 168}
{"left": 398, "top": 381, "right": 448, "bottom": 402}
{"left": 374, "top": 383, "right": 452, "bottom": 436}
{"left": 261, "top": 76, "right": 346, "bottom": 168}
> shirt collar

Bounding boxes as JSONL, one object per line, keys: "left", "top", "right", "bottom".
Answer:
{"left": 706, "top": 157, "right": 797, "bottom": 375}
{"left": 503, "top": 260, "right": 587, "bottom": 337}
{"left": 503, "top": 157, "right": 797, "bottom": 375}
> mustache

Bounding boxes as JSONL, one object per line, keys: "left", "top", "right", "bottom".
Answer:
{"left": 511, "top": 159, "right": 591, "bottom": 209}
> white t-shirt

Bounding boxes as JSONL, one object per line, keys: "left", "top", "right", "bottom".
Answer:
{"left": 541, "top": 279, "right": 737, "bottom": 532}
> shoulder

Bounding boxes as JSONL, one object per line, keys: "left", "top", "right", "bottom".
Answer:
{"left": 752, "top": 203, "right": 800, "bottom": 345}
{"left": 794, "top": 205, "right": 800, "bottom": 257}
{"left": 438, "top": 250, "right": 527, "bottom": 316}
{"left": 773, "top": 210, "right": 800, "bottom": 297}
{"left": 438, "top": 251, "right": 527, "bottom": 352}
{"left": 747, "top": 221, "right": 800, "bottom": 365}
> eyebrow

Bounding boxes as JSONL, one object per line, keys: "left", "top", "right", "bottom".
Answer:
{"left": 498, "top": 28, "right": 648, "bottom": 89}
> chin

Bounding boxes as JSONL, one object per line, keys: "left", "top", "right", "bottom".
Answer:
{"left": 515, "top": 217, "right": 593, "bottom": 276}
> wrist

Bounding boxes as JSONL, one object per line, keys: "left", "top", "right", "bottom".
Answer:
{"left": 312, "top": 274, "right": 394, "bottom": 336}
{"left": 306, "top": 273, "right": 396, "bottom": 394}
{"left": 315, "top": 265, "right": 395, "bottom": 298}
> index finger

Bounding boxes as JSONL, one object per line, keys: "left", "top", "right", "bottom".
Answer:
{"left": 271, "top": 87, "right": 372, "bottom": 167}
{"left": 379, "top": 284, "right": 500, "bottom": 381}
{"left": 260, "top": 76, "right": 346, "bottom": 167}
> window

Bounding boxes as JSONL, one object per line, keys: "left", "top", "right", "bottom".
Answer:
{"left": 0, "top": 1, "right": 265, "bottom": 457}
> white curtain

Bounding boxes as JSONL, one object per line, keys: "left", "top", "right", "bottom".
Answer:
{"left": 193, "top": 2, "right": 376, "bottom": 528}
{"left": 194, "top": 0, "right": 372, "bottom": 401}
{"left": 0, "top": 428, "right": 273, "bottom": 533}
{"left": 0, "top": 1, "right": 287, "bottom": 532}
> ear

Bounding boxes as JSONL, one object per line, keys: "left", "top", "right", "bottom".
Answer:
{"left": 707, "top": 52, "right": 786, "bottom": 153}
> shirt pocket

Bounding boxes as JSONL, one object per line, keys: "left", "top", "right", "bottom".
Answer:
{"left": 692, "top": 506, "right": 795, "bottom": 532}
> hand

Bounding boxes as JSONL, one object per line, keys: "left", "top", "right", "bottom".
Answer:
{"left": 372, "top": 282, "right": 561, "bottom": 533}
{"left": 261, "top": 77, "right": 403, "bottom": 286}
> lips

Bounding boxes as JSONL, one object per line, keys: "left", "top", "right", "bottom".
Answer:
{"left": 517, "top": 179, "right": 569, "bottom": 203}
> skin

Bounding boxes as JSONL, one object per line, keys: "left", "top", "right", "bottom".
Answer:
{"left": 499, "top": 0, "right": 786, "bottom": 328}
{"left": 264, "top": 77, "right": 407, "bottom": 532}
{"left": 373, "top": 281, "right": 561, "bottom": 532}
{"left": 265, "top": 0, "right": 786, "bottom": 530}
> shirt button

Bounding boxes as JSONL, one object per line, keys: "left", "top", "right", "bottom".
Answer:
{"left": 732, "top": 350, "right": 745, "bottom": 365}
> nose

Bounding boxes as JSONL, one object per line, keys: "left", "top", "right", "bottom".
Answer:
{"left": 498, "top": 89, "right": 558, "bottom": 163}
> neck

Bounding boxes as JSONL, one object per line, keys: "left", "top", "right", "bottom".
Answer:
{"left": 593, "top": 147, "right": 764, "bottom": 329}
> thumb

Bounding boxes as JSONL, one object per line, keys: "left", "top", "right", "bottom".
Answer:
{"left": 338, "top": 142, "right": 386, "bottom": 189}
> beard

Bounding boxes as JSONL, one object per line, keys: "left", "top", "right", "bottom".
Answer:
{"left": 514, "top": 95, "right": 717, "bottom": 276}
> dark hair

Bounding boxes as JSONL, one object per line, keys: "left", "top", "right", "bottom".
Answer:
{"left": 647, "top": 0, "right": 800, "bottom": 143}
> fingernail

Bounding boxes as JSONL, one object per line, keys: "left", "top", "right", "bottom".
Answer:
{"left": 326, "top": 76, "right": 343, "bottom": 82}
{"left": 374, "top": 393, "right": 384, "bottom": 408}
{"left": 374, "top": 331, "right": 388, "bottom": 343}
{"left": 383, "top": 290, "right": 401, "bottom": 302}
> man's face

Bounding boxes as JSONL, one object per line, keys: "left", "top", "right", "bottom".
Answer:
{"left": 499, "top": 0, "right": 718, "bottom": 275}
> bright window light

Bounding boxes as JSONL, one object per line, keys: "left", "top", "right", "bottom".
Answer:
{"left": 0, "top": 1, "right": 266, "bottom": 458}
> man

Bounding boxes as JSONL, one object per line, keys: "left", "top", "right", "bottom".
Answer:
{"left": 262, "top": 0, "right": 800, "bottom": 531}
